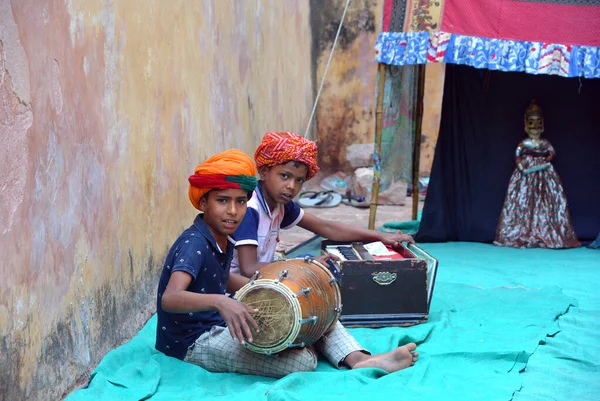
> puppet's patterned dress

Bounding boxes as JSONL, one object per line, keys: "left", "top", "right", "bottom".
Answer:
{"left": 494, "top": 138, "right": 580, "bottom": 248}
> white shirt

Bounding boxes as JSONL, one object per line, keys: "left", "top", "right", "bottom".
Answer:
{"left": 230, "top": 183, "right": 304, "bottom": 274}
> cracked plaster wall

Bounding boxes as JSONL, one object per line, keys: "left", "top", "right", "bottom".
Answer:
{"left": 0, "top": 1, "right": 313, "bottom": 399}
{"left": 311, "top": 0, "right": 443, "bottom": 176}
{"left": 311, "top": 0, "right": 382, "bottom": 173}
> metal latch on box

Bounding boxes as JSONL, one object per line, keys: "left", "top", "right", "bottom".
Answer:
{"left": 372, "top": 271, "right": 397, "bottom": 286}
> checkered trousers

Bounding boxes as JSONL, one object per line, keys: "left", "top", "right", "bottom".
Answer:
{"left": 315, "top": 321, "right": 369, "bottom": 367}
{"left": 184, "top": 321, "right": 368, "bottom": 378}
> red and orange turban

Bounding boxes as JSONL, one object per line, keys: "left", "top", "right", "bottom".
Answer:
{"left": 254, "top": 132, "right": 319, "bottom": 180}
{"left": 188, "top": 149, "right": 257, "bottom": 210}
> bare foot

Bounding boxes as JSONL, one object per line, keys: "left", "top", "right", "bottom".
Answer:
{"left": 353, "top": 343, "right": 418, "bottom": 373}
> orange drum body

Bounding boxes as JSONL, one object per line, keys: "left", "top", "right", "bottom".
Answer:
{"left": 234, "top": 258, "right": 342, "bottom": 355}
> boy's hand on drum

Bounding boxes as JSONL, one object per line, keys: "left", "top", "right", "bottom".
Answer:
{"left": 380, "top": 231, "right": 415, "bottom": 247}
{"left": 314, "top": 253, "right": 340, "bottom": 265}
{"left": 215, "top": 296, "right": 260, "bottom": 345}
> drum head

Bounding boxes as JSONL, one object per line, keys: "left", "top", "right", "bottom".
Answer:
{"left": 238, "top": 285, "right": 296, "bottom": 348}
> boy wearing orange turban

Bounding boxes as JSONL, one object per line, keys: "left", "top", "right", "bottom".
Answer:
{"left": 156, "top": 149, "right": 260, "bottom": 363}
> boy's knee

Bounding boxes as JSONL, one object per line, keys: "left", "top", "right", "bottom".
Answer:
{"left": 293, "top": 347, "right": 318, "bottom": 372}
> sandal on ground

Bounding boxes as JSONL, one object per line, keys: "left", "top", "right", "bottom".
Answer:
{"left": 341, "top": 193, "right": 369, "bottom": 208}
{"left": 297, "top": 191, "right": 342, "bottom": 208}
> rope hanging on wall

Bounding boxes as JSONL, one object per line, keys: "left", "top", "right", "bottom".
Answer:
{"left": 303, "top": 0, "right": 352, "bottom": 139}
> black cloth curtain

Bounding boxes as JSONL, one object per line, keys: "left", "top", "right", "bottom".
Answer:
{"left": 416, "top": 64, "right": 600, "bottom": 244}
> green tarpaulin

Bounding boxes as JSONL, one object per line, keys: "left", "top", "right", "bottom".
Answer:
{"left": 66, "top": 243, "right": 599, "bottom": 401}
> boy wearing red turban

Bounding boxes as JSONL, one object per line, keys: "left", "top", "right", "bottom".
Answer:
{"left": 232, "top": 132, "right": 414, "bottom": 276}
{"left": 230, "top": 133, "right": 418, "bottom": 373}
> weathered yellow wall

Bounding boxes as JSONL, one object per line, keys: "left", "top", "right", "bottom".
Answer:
{"left": 0, "top": 1, "right": 313, "bottom": 399}
{"left": 312, "top": 0, "right": 383, "bottom": 173}
{"left": 311, "top": 0, "right": 443, "bottom": 177}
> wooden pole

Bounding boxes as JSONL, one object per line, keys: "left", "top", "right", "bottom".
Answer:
{"left": 368, "top": 63, "right": 387, "bottom": 230}
{"left": 412, "top": 64, "right": 426, "bottom": 220}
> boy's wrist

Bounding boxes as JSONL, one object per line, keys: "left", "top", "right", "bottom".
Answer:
{"left": 212, "top": 294, "right": 229, "bottom": 312}
{"left": 375, "top": 232, "right": 386, "bottom": 242}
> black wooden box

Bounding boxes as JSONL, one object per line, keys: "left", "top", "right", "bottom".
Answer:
{"left": 321, "top": 240, "right": 438, "bottom": 327}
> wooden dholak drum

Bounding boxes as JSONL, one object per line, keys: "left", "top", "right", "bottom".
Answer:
{"left": 234, "top": 257, "right": 342, "bottom": 355}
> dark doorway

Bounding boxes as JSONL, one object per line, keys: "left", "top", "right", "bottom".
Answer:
{"left": 417, "top": 64, "right": 600, "bottom": 243}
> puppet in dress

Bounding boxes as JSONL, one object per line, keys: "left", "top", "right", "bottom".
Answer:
{"left": 494, "top": 99, "right": 580, "bottom": 249}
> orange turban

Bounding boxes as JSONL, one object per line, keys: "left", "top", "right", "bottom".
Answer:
{"left": 188, "top": 149, "right": 257, "bottom": 210}
{"left": 254, "top": 132, "right": 319, "bottom": 180}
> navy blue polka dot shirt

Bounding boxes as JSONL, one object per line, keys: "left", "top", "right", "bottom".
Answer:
{"left": 155, "top": 214, "right": 233, "bottom": 360}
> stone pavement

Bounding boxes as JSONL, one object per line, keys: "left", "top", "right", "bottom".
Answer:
{"left": 277, "top": 197, "right": 422, "bottom": 253}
